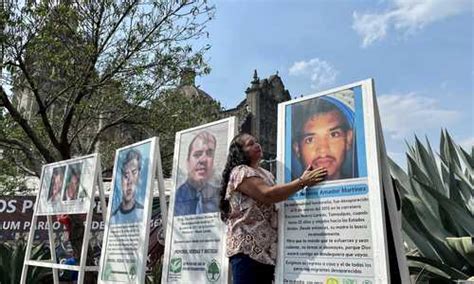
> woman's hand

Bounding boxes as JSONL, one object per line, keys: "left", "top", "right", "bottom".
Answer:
{"left": 237, "top": 165, "right": 327, "bottom": 204}
{"left": 299, "top": 165, "right": 327, "bottom": 188}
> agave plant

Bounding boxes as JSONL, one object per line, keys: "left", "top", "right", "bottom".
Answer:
{"left": 390, "top": 130, "right": 474, "bottom": 282}
{"left": 0, "top": 241, "right": 52, "bottom": 284}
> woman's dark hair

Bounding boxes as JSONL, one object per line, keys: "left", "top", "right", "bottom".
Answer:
{"left": 219, "top": 133, "right": 251, "bottom": 222}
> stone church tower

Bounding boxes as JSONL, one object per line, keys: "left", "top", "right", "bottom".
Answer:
{"left": 224, "top": 70, "right": 291, "bottom": 169}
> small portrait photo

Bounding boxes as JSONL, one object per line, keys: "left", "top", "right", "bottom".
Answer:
{"left": 48, "top": 166, "right": 66, "bottom": 203}
{"left": 110, "top": 143, "right": 150, "bottom": 224}
{"left": 289, "top": 90, "right": 363, "bottom": 182}
{"left": 173, "top": 122, "right": 229, "bottom": 217}
{"left": 63, "top": 162, "right": 83, "bottom": 201}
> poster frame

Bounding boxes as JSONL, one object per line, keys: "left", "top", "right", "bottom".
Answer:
{"left": 98, "top": 137, "right": 161, "bottom": 284}
{"left": 162, "top": 116, "right": 237, "bottom": 284}
{"left": 275, "top": 79, "right": 392, "bottom": 283}
{"left": 35, "top": 154, "right": 99, "bottom": 216}
{"left": 21, "top": 153, "right": 107, "bottom": 284}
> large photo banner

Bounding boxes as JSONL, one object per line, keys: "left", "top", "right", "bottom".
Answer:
{"left": 99, "top": 137, "right": 161, "bottom": 283}
{"left": 36, "top": 154, "right": 99, "bottom": 215}
{"left": 276, "top": 79, "right": 390, "bottom": 283}
{"left": 162, "top": 117, "right": 237, "bottom": 283}
{"left": 0, "top": 195, "right": 166, "bottom": 273}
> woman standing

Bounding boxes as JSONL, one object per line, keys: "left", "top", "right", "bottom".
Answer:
{"left": 220, "top": 133, "right": 327, "bottom": 284}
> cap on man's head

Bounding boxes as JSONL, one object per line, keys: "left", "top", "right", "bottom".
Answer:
{"left": 292, "top": 96, "right": 353, "bottom": 141}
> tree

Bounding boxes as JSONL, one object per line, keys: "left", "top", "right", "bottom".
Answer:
{"left": 0, "top": 1, "right": 215, "bottom": 279}
{"left": 0, "top": 110, "right": 40, "bottom": 194}
{"left": 0, "top": 0, "right": 215, "bottom": 178}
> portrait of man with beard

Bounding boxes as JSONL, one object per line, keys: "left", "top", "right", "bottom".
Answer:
{"left": 174, "top": 131, "right": 219, "bottom": 216}
{"left": 291, "top": 95, "right": 358, "bottom": 182}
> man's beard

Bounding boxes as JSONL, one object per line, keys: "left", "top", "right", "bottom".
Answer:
{"left": 188, "top": 175, "right": 212, "bottom": 189}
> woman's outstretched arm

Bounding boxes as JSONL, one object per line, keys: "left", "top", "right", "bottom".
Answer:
{"left": 237, "top": 166, "right": 327, "bottom": 204}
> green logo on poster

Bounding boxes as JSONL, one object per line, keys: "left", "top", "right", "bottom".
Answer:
{"left": 361, "top": 281, "right": 372, "bottom": 284}
{"left": 102, "top": 262, "right": 112, "bottom": 280}
{"left": 129, "top": 263, "right": 137, "bottom": 279}
{"left": 343, "top": 279, "right": 356, "bottom": 284}
{"left": 206, "top": 259, "right": 220, "bottom": 282}
{"left": 326, "top": 278, "right": 339, "bottom": 284}
{"left": 170, "top": 257, "right": 182, "bottom": 273}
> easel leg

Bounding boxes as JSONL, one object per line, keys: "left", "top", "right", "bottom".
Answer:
{"left": 47, "top": 215, "right": 59, "bottom": 284}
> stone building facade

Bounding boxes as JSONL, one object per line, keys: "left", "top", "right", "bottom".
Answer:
{"left": 223, "top": 70, "right": 291, "bottom": 170}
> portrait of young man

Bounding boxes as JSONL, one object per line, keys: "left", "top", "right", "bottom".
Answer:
{"left": 174, "top": 131, "right": 220, "bottom": 216}
{"left": 48, "top": 166, "right": 66, "bottom": 202}
{"left": 111, "top": 148, "right": 145, "bottom": 223}
{"left": 291, "top": 95, "right": 358, "bottom": 182}
{"left": 63, "top": 163, "right": 82, "bottom": 201}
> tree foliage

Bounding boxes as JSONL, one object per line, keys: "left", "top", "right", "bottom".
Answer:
{"left": 0, "top": 0, "right": 215, "bottom": 184}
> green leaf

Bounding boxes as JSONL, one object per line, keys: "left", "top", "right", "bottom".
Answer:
{"left": 407, "top": 154, "right": 440, "bottom": 218}
{"left": 389, "top": 158, "right": 412, "bottom": 196}
{"left": 407, "top": 255, "right": 469, "bottom": 281}
{"left": 417, "top": 181, "right": 474, "bottom": 236}
{"left": 402, "top": 195, "right": 464, "bottom": 267}
{"left": 446, "top": 237, "right": 474, "bottom": 267}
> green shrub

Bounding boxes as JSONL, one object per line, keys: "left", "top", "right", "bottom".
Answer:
{"left": 390, "top": 130, "right": 473, "bottom": 282}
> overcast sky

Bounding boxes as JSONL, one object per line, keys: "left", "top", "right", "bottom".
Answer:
{"left": 196, "top": 0, "right": 473, "bottom": 167}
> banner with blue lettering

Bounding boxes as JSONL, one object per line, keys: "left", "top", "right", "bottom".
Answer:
{"left": 276, "top": 79, "right": 408, "bottom": 283}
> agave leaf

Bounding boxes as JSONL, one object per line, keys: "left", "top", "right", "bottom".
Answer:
{"left": 389, "top": 158, "right": 413, "bottom": 196}
{"left": 415, "top": 136, "right": 446, "bottom": 195}
{"left": 458, "top": 145, "right": 473, "bottom": 170}
{"left": 407, "top": 155, "right": 441, "bottom": 217}
{"left": 407, "top": 255, "right": 469, "bottom": 280}
{"left": 437, "top": 158, "right": 472, "bottom": 205}
{"left": 457, "top": 181, "right": 474, "bottom": 216}
{"left": 398, "top": 130, "right": 474, "bottom": 280}
{"left": 406, "top": 140, "right": 416, "bottom": 158}
{"left": 393, "top": 176, "right": 410, "bottom": 198}
{"left": 440, "top": 130, "right": 448, "bottom": 165}
{"left": 412, "top": 137, "right": 425, "bottom": 170}
{"left": 448, "top": 164, "right": 474, "bottom": 200}
{"left": 407, "top": 154, "right": 436, "bottom": 191}
{"left": 447, "top": 162, "right": 470, "bottom": 211}
{"left": 417, "top": 181, "right": 474, "bottom": 236}
{"left": 440, "top": 130, "right": 461, "bottom": 169}
{"left": 446, "top": 237, "right": 474, "bottom": 267}
{"left": 402, "top": 213, "right": 445, "bottom": 261}
{"left": 404, "top": 195, "right": 451, "bottom": 238}
{"left": 439, "top": 206, "right": 468, "bottom": 238}
{"left": 402, "top": 196, "right": 466, "bottom": 267}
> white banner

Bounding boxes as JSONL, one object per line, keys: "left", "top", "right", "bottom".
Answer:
{"left": 276, "top": 79, "right": 390, "bottom": 284}
{"left": 36, "top": 155, "right": 98, "bottom": 215}
{"left": 99, "top": 137, "right": 161, "bottom": 284}
{"left": 162, "top": 117, "right": 237, "bottom": 284}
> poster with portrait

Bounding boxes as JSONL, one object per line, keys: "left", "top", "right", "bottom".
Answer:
{"left": 162, "top": 117, "right": 237, "bottom": 284}
{"left": 36, "top": 154, "right": 98, "bottom": 215}
{"left": 276, "top": 79, "right": 394, "bottom": 283}
{"left": 99, "top": 137, "right": 162, "bottom": 284}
